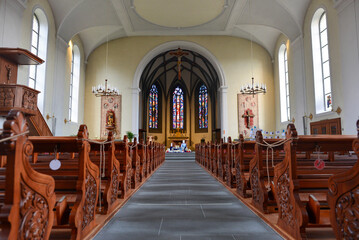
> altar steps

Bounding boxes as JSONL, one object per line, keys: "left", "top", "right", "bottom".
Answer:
{"left": 165, "top": 152, "right": 195, "bottom": 161}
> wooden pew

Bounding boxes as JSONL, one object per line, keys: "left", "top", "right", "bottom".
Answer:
{"left": 225, "top": 137, "right": 238, "bottom": 188}
{"left": 138, "top": 140, "right": 147, "bottom": 181}
{"left": 249, "top": 131, "right": 285, "bottom": 213}
{"left": 328, "top": 120, "right": 359, "bottom": 239}
{"left": 89, "top": 131, "right": 120, "bottom": 214}
{"left": 235, "top": 135, "right": 256, "bottom": 198}
{"left": 129, "top": 138, "right": 141, "bottom": 188}
{"left": 0, "top": 110, "right": 56, "bottom": 240}
{"left": 273, "top": 124, "right": 357, "bottom": 239}
{"left": 114, "top": 137, "right": 132, "bottom": 199}
{"left": 28, "top": 125, "right": 100, "bottom": 240}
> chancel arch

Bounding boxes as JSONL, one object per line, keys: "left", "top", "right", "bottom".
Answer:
{"left": 132, "top": 41, "right": 227, "bottom": 142}
{"left": 138, "top": 45, "right": 221, "bottom": 148}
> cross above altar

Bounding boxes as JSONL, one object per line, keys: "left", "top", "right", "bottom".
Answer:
{"left": 169, "top": 48, "right": 188, "bottom": 80}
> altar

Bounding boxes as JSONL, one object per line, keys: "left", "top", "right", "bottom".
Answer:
{"left": 168, "top": 136, "right": 189, "bottom": 147}
{"left": 168, "top": 130, "right": 189, "bottom": 147}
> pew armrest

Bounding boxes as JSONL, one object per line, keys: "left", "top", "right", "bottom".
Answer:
{"left": 306, "top": 194, "right": 320, "bottom": 224}
{"left": 54, "top": 196, "right": 70, "bottom": 226}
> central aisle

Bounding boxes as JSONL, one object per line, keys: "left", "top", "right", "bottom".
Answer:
{"left": 94, "top": 159, "right": 283, "bottom": 240}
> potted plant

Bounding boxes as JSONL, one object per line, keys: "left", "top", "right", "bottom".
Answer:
{"left": 126, "top": 131, "right": 134, "bottom": 142}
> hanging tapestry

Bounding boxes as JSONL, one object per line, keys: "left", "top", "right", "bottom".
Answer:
{"left": 237, "top": 94, "right": 259, "bottom": 137}
{"left": 100, "top": 95, "right": 121, "bottom": 139}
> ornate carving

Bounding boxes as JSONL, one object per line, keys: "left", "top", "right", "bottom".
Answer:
{"left": 4, "top": 88, "right": 15, "bottom": 107}
{"left": 20, "top": 181, "right": 49, "bottom": 239}
{"left": 251, "top": 165, "right": 260, "bottom": 203}
{"left": 335, "top": 186, "right": 359, "bottom": 239}
{"left": 110, "top": 166, "right": 119, "bottom": 204}
{"left": 236, "top": 160, "right": 243, "bottom": 193}
{"left": 22, "top": 90, "right": 36, "bottom": 110}
{"left": 0, "top": 88, "right": 5, "bottom": 106}
{"left": 277, "top": 169, "right": 294, "bottom": 226}
{"left": 82, "top": 170, "right": 97, "bottom": 230}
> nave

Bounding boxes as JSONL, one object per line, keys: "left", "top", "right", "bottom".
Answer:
{"left": 94, "top": 155, "right": 283, "bottom": 240}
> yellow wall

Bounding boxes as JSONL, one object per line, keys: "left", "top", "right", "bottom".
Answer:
{"left": 85, "top": 36, "right": 275, "bottom": 141}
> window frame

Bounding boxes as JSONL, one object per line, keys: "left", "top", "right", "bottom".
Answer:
{"left": 148, "top": 83, "right": 162, "bottom": 133}
{"left": 195, "top": 83, "right": 209, "bottom": 133}
{"left": 171, "top": 84, "right": 186, "bottom": 130}
{"left": 278, "top": 44, "right": 290, "bottom": 122}
{"left": 311, "top": 8, "right": 333, "bottom": 114}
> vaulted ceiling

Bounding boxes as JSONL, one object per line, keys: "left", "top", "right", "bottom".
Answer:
{"left": 47, "top": 0, "right": 312, "bottom": 60}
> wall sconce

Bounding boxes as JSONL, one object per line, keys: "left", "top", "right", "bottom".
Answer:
{"left": 46, "top": 114, "right": 54, "bottom": 121}
{"left": 332, "top": 106, "right": 342, "bottom": 115}
{"left": 64, "top": 118, "right": 69, "bottom": 124}
{"left": 303, "top": 113, "right": 313, "bottom": 121}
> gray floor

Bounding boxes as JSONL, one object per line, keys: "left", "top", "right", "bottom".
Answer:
{"left": 94, "top": 157, "right": 283, "bottom": 240}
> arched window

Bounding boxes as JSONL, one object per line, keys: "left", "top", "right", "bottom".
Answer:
{"left": 198, "top": 84, "right": 208, "bottom": 128}
{"left": 69, "top": 45, "right": 80, "bottom": 122}
{"left": 28, "top": 9, "right": 48, "bottom": 114}
{"left": 311, "top": 8, "right": 332, "bottom": 113}
{"left": 149, "top": 84, "right": 159, "bottom": 129}
{"left": 172, "top": 86, "right": 184, "bottom": 129}
{"left": 278, "top": 44, "right": 290, "bottom": 122}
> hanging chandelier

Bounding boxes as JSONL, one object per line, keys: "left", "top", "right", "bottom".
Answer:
{"left": 240, "top": 0, "right": 267, "bottom": 97}
{"left": 240, "top": 77, "right": 266, "bottom": 96}
{"left": 92, "top": 33, "right": 119, "bottom": 97}
{"left": 92, "top": 79, "right": 119, "bottom": 97}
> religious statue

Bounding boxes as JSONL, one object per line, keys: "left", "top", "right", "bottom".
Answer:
{"left": 106, "top": 109, "right": 115, "bottom": 129}
{"left": 5, "top": 65, "right": 12, "bottom": 82}
{"left": 181, "top": 140, "right": 187, "bottom": 152}
{"left": 242, "top": 109, "right": 255, "bottom": 129}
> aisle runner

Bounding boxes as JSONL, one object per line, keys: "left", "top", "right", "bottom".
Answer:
{"left": 94, "top": 158, "right": 283, "bottom": 240}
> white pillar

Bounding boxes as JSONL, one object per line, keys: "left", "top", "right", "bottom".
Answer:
{"left": 290, "top": 36, "right": 306, "bottom": 135}
{"left": 52, "top": 36, "right": 68, "bottom": 136}
{"left": 219, "top": 86, "right": 228, "bottom": 138}
{"left": 131, "top": 87, "right": 141, "bottom": 137}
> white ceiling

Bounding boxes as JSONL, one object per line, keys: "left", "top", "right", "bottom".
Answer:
{"left": 47, "top": 0, "right": 312, "bottom": 60}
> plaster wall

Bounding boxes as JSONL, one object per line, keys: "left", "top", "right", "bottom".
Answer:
{"left": 85, "top": 36, "right": 276, "bottom": 140}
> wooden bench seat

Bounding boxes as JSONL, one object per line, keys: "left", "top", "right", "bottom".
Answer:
{"left": 273, "top": 124, "right": 357, "bottom": 239}
{"left": 27, "top": 125, "right": 100, "bottom": 240}
{"left": 0, "top": 110, "right": 56, "bottom": 240}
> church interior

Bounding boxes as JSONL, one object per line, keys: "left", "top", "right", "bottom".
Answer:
{"left": 0, "top": 0, "right": 359, "bottom": 239}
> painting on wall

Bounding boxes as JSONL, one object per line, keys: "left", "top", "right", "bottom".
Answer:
{"left": 237, "top": 94, "right": 259, "bottom": 137}
{"left": 100, "top": 95, "right": 121, "bottom": 139}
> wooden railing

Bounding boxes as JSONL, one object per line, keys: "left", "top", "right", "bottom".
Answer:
{"left": 27, "top": 107, "right": 52, "bottom": 136}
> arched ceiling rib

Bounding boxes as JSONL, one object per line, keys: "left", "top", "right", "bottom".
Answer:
{"left": 47, "top": 0, "right": 312, "bottom": 60}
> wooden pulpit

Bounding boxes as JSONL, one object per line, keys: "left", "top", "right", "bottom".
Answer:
{"left": 0, "top": 48, "right": 44, "bottom": 116}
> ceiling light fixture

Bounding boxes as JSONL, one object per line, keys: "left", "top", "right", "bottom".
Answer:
{"left": 240, "top": 0, "right": 266, "bottom": 97}
{"left": 92, "top": 33, "right": 119, "bottom": 97}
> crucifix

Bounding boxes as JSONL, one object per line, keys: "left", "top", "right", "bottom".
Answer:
{"left": 5, "top": 65, "right": 12, "bottom": 83}
{"left": 169, "top": 48, "right": 188, "bottom": 80}
{"left": 242, "top": 109, "right": 255, "bottom": 129}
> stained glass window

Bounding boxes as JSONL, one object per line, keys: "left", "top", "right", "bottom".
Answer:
{"left": 172, "top": 86, "right": 184, "bottom": 129}
{"left": 149, "top": 85, "right": 159, "bottom": 128}
{"left": 198, "top": 84, "right": 208, "bottom": 128}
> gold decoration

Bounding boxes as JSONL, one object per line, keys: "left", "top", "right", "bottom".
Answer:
{"left": 332, "top": 106, "right": 342, "bottom": 115}
{"left": 304, "top": 113, "right": 313, "bottom": 121}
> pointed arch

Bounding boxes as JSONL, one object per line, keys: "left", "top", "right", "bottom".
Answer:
{"left": 132, "top": 41, "right": 228, "bottom": 138}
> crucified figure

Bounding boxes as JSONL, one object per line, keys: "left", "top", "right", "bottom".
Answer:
{"left": 169, "top": 48, "right": 188, "bottom": 80}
